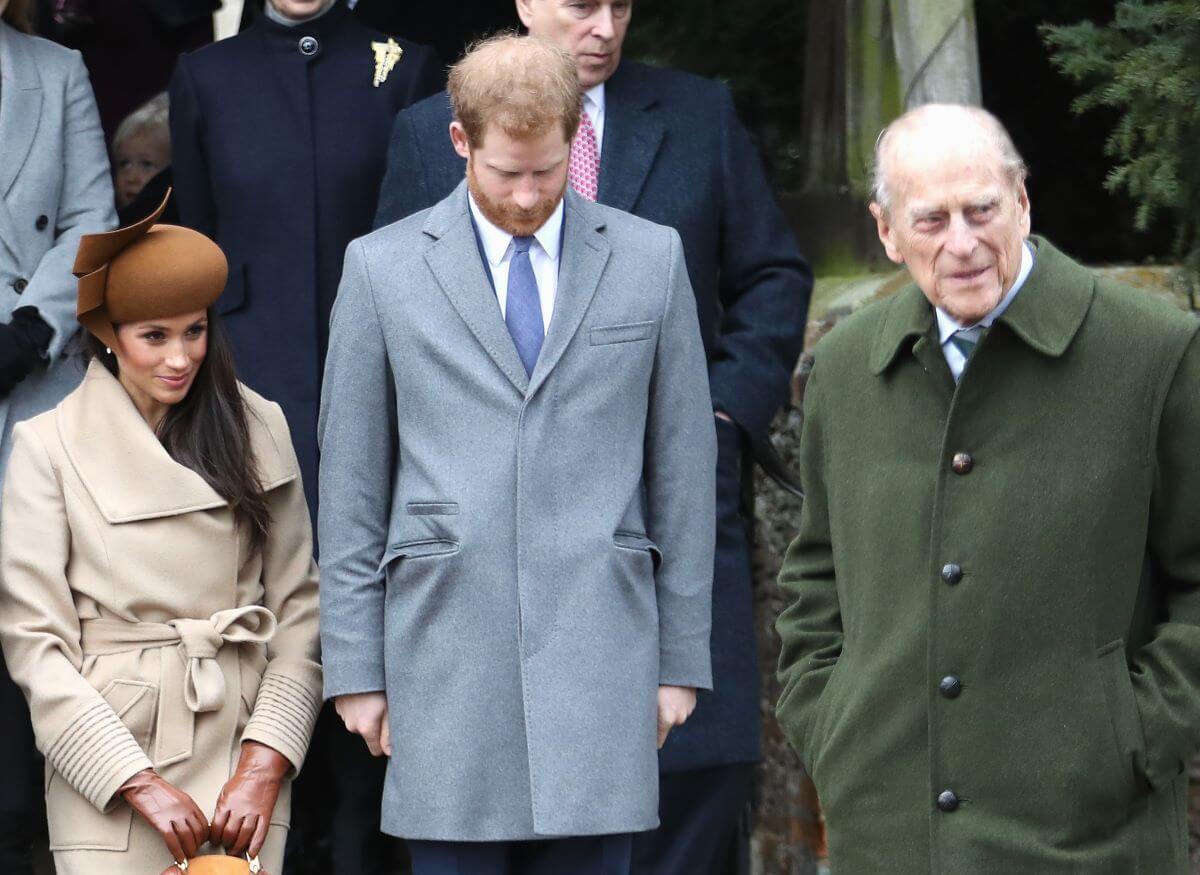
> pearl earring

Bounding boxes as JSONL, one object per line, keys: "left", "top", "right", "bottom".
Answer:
{"left": 105, "top": 347, "right": 111, "bottom": 355}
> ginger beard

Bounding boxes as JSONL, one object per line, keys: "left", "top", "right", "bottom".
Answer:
{"left": 466, "top": 155, "right": 567, "bottom": 238}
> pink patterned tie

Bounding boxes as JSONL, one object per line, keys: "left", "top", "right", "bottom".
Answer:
{"left": 569, "top": 107, "right": 600, "bottom": 201}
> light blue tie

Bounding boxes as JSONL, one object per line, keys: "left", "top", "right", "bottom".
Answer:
{"left": 506, "top": 236, "right": 544, "bottom": 377}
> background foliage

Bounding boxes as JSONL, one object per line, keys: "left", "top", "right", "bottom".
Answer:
{"left": 1043, "top": 0, "right": 1200, "bottom": 280}
{"left": 623, "top": 0, "right": 807, "bottom": 186}
{"left": 621, "top": 1, "right": 1178, "bottom": 269}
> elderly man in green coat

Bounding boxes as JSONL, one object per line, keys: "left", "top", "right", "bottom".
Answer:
{"left": 775, "top": 102, "right": 1200, "bottom": 873}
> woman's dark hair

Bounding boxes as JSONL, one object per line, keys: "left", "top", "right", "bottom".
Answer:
{"left": 85, "top": 311, "right": 272, "bottom": 552}
{"left": 1, "top": 0, "right": 35, "bottom": 32}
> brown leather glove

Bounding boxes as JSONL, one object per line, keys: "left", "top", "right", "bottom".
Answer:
{"left": 210, "top": 741, "right": 291, "bottom": 857}
{"left": 119, "top": 769, "right": 208, "bottom": 862}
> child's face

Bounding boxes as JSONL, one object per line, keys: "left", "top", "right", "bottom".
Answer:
{"left": 114, "top": 131, "right": 169, "bottom": 208}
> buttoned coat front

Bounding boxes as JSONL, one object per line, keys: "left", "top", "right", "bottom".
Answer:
{"left": 0, "top": 363, "right": 323, "bottom": 874}
{"left": 776, "top": 238, "right": 1200, "bottom": 873}
{"left": 318, "top": 184, "right": 717, "bottom": 840}
{"left": 169, "top": 1, "right": 443, "bottom": 523}
{"left": 0, "top": 22, "right": 115, "bottom": 493}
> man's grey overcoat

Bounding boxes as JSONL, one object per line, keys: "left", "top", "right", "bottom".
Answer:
{"left": 0, "top": 21, "right": 115, "bottom": 492}
{"left": 318, "top": 183, "right": 717, "bottom": 840}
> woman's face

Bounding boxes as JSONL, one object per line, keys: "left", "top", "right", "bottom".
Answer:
{"left": 268, "top": 0, "right": 335, "bottom": 20}
{"left": 113, "top": 130, "right": 170, "bottom": 208}
{"left": 112, "top": 310, "right": 208, "bottom": 426}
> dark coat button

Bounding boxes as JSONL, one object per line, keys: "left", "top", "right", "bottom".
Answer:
{"left": 13, "top": 277, "right": 28, "bottom": 294}
{"left": 937, "top": 790, "right": 960, "bottom": 812}
{"left": 952, "top": 452, "right": 974, "bottom": 475}
{"left": 35, "top": 215, "right": 48, "bottom": 231}
{"left": 299, "top": 35, "right": 319, "bottom": 56}
{"left": 941, "top": 563, "right": 963, "bottom": 585}
{"left": 939, "top": 675, "right": 962, "bottom": 699}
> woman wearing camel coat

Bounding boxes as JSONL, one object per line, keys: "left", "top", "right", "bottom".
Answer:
{"left": 0, "top": 205, "right": 322, "bottom": 873}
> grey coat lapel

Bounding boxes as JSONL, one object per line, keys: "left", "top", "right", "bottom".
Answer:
{"left": 597, "top": 62, "right": 664, "bottom": 213}
{"left": 0, "top": 24, "right": 41, "bottom": 262}
{"left": 423, "top": 182, "right": 530, "bottom": 395}
{"left": 527, "top": 190, "right": 609, "bottom": 398}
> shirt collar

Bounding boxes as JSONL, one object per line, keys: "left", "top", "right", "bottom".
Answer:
{"left": 467, "top": 194, "right": 565, "bottom": 267}
{"left": 584, "top": 83, "right": 606, "bottom": 117}
{"left": 936, "top": 239, "right": 1036, "bottom": 344}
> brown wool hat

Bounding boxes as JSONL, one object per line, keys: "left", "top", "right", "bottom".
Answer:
{"left": 73, "top": 190, "right": 227, "bottom": 351}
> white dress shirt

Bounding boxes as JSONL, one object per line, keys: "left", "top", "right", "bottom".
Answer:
{"left": 936, "top": 240, "right": 1035, "bottom": 380}
{"left": 584, "top": 83, "right": 606, "bottom": 158}
{"left": 468, "top": 194, "right": 564, "bottom": 333}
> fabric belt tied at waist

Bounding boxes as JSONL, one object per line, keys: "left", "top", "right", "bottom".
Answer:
{"left": 79, "top": 606, "right": 277, "bottom": 765}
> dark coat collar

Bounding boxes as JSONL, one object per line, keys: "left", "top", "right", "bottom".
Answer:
{"left": 254, "top": 0, "right": 351, "bottom": 50}
{"left": 596, "top": 61, "right": 665, "bottom": 213}
{"left": 870, "top": 236, "right": 1095, "bottom": 375}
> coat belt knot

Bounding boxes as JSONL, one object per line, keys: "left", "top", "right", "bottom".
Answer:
{"left": 79, "top": 606, "right": 278, "bottom": 764}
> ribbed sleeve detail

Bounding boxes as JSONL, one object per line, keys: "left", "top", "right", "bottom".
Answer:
{"left": 47, "top": 700, "right": 153, "bottom": 812}
{"left": 242, "top": 665, "right": 323, "bottom": 774}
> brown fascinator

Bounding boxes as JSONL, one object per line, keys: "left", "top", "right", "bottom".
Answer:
{"left": 73, "top": 190, "right": 228, "bottom": 351}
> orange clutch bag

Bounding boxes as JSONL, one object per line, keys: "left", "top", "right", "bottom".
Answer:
{"left": 179, "top": 856, "right": 261, "bottom": 874}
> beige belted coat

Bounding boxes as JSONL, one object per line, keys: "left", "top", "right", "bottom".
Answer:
{"left": 0, "top": 361, "right": 322, "bottom": 874}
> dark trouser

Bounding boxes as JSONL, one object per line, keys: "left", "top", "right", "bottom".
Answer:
{"left": 285, "top": 704, "right": 397, "bottom": 875}
{"left": 630, "top": 764, "right": 755, "bottom": 875}
{"left": 0, "top": 652, "right": 36, "bottom": 875}
{"left": 408, "top": 833, "right": 633, "bottom": 875}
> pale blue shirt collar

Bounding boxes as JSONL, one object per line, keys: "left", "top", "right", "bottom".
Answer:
{"left": 467, "top": 195, "right": 564, "bottom": 267}
{"left": 936, "top": 239, "right": 1036, "bottom": 344}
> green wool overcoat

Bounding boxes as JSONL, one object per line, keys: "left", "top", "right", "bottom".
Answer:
{"left": 776, "top": 238, "right": 1200, "bottom": 873}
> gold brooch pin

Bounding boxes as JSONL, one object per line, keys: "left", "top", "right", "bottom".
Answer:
{"left": 371, "top": 38, "right": 404, "bottom": 87}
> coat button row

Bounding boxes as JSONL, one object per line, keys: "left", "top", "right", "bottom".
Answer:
{"left": 941, "top": 563, "right": 962, "bottom": 585}
{"left": 939, "top": 675, "right": 962, "bottom": 699}
{"left": 36, "top": 214, "right": 48, "bottom": 231}
{"left": 12, "top": 277, "right": 28, "bottom": 294}
{"left": 937, "top": 790, "right": 960, "bottom": 812}
{"left": 951, "top": 452, "right": 974, "bottom": 475}
{"left": 299, "top": 35, "right": 319, "bottom": 56}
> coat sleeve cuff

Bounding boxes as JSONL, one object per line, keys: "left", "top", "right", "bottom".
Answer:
{"left": 46, "top": 700, "right": 153, "bottom": 813}
{"left": 241, "top": 663, "right": 323, "bottom": 775}
{"left": 659, "top": 645, "right": 713, "bottom": 691}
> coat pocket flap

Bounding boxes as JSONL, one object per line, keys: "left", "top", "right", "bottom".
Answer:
{"left": 378, "top": 538, "right": 460, "bottom": 573}
{"left": 590, "top": 320, "right": 656, "bottom": 345}
{"left": 613, "top": 531, "right": 663, "bottom": 570}
{"left": 406, "top": 502, "right": 460, "bottom": 516}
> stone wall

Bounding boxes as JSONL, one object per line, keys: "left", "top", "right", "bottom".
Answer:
{"left": 749, "top": 265, "right": 1191, "bottom": 875}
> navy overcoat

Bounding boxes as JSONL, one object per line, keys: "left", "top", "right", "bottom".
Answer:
{"left": 374, "top": 59, "right": 812, "bottom": 771}
{"left": 170, "top": 1, "right": 443, "bottom": 521}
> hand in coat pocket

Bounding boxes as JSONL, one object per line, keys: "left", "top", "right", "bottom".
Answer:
{"left": 657, "top": 685, "right": 697, "bottom": 748}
